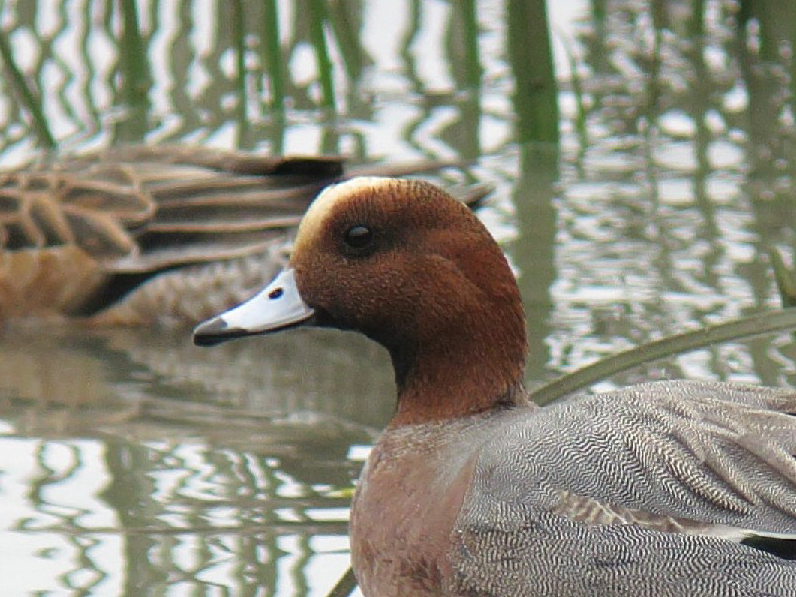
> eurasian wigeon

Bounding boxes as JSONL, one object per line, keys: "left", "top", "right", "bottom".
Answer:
{"left": 194, "top": 177, "right": 796, "bottom": 596}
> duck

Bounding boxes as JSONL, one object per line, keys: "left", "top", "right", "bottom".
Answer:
{"left": 193, "top": 177, "right": 796, "bottom": 596}
{"left": 0, "top": 145, "right": 481, "bottom": 326}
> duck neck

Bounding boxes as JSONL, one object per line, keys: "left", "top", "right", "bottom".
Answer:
{"left": 387, "top": 314, "right": 528, "bottom": 428}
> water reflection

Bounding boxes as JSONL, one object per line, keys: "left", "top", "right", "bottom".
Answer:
{"left": 1, "top": 0, "right": 796, "bottom": 595}
{"left": 0, "top": 324, "right": 388, "bottom": 594}
{"left": 549, "top": 0, "right": 796, "bottom": 390}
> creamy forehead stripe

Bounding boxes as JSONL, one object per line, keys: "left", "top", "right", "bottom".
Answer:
{"left": 294, "top": 176, "right": 397, "bottom": 253}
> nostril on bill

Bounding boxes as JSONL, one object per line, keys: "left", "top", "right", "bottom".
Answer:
{"left": 269, "top": 287, "right": 284, "bottom": 300}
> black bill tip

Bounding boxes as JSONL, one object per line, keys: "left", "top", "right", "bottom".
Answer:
{"left": 193, "top": 317, "right": 245, "bottom": 347}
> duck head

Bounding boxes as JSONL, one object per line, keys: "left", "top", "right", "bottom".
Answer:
{"left": 194, "top": 177, "right": 528, "bottom": 425}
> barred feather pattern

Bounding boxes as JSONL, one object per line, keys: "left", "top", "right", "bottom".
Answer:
{"left": 445, "top": 380, "right": 796, "bottom": 596}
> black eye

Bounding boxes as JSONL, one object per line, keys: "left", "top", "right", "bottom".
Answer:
{"left": 343, "top": 225, "right": 374, "bottom": 249}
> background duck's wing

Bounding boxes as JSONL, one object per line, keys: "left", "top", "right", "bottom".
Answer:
{"left": 14, "top": 149, "right": 362, "bottom": 271}
{"left": 3, "top": 146, "right": 479, "bottom": 272}
{"left": 1, "top": 149, "right": 331, "bottom": 266}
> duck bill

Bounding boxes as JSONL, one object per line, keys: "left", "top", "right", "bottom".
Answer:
{"left": 193, "top": 268, "right": 315, "bottom": 346}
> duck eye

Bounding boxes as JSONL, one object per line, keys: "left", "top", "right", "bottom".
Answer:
{"left": 343, "top": 225, "right": 373, "bottom": 249}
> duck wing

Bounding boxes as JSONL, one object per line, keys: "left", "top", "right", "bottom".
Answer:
{"left": 479, "top": 380, "right": 796, "bottom": 535}
{"left": 452, "top": 380, "right": 796, "bottom": 595}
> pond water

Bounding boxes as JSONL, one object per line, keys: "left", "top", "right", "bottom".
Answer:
{"left": 1, "top": 0, "right": 796, "bottom": 595}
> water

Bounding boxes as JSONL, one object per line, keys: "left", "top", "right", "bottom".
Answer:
{"left": 1, "top": 0, "right": 796, "bottom": 594}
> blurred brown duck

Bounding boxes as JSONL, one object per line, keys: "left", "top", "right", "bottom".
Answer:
{"left": 0, "top": 145, "right": 483, "bottom": 326}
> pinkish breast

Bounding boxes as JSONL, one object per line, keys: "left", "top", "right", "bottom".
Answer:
{"left": 349, "top": 419, "right": 489, "bottom": 597}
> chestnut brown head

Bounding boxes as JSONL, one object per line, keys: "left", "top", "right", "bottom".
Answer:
{"left": 195, "top": 177, "right": 527, "bottom": 423}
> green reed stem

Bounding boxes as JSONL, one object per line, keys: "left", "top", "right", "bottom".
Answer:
{"left": 115, "top": 0, "right": 152, "bottom": 142}
{"left": 769, "top": 247, "right": 796, "bottom": 308}
{"left": 307, "top": 0, "right": 335, "bottom": 108}
{"left": 262, "top": 0, "right": 285, "bottom": 112}
{"left": 530, "top": 307, "right": 796, "bottom": 405}
{"left": 232, "top": 0, "right": 247, "bottom": 123}
{"left": 326, "top": 0, "right": 364, "bottom": 82}
{"left": 460, "top": 0, "right": 481, "bottom": 89}
{"left": 0, "top": 28, "right": 55, "bottom": 147}
{"left": 559, "top": 33, "right": 588, "bottom": 149}
{"left": 326, "top": 567, "right": 357, "bottom": 597}
{"left": 506, "top": 0, "right": 559, "bottom": 145}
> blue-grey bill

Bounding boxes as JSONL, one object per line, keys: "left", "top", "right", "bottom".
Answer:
{"left": 193, "top": 268, "right": 314, "bottom": 346}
